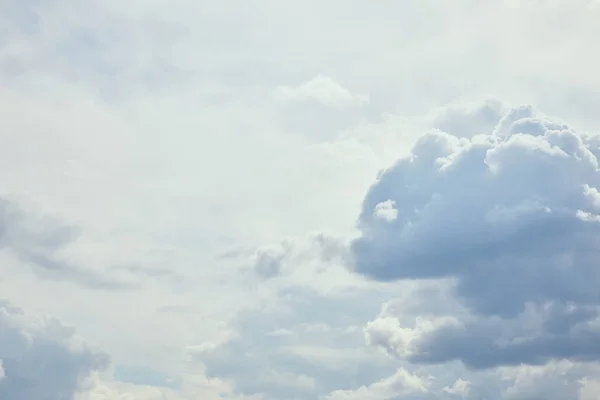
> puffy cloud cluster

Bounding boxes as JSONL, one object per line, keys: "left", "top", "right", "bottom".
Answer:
{"left": 352, "top": 104, "right": 600, "bottom": 372}
{"left": 0, "top": 300, "right": 108, "bottom": 399}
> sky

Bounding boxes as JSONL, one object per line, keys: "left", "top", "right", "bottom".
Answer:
{"left": 1, "top": 0, "right": 600, "bottom": 399}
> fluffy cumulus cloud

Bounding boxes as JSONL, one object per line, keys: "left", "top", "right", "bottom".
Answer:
{"left": 352, "top": 104, "right": 600, "bottom": 395}
{"left": 353, "top": 105, "right": 600, "bottom": 300}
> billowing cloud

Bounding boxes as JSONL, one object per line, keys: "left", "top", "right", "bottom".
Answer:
{"left": 0, "top": 300, "right": 108, "bottom": 399}
{"left": 365, "top": 294, "right": 600, "bottom": 369}
{"left": 352, "top": 104, "right": 600, "bottom": 369}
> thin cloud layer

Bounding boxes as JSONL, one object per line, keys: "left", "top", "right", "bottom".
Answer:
{"left": 276, "top": 75, "right": 369, "bottom": 110}
{"left": 0, "top": 198, "right": 132, "bottom": 290}
{"left": 353, "top": 104, "right": 600, "bottom": 369}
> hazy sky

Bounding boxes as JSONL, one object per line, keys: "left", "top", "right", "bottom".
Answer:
{"left": 2, "top": 1, "right": 600, "bottom": 399}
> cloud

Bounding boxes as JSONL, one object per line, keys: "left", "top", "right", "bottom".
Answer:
{"left": 321, "top": 368, "right": 428, "bottom": 400}
{"left": 0, "top": 197, "right": 132, "bottom": 290}
{"left": 428, "top": 99, "right": 507, "bottom": 139}
{"left": 0, "top": 299, "right": 108, "bottom": 399}
{"left": 191, "top": 286, "right": 400, "bottom": 400}
{"left": 352, "top": 103, "right": 600, "bottom": 370}
{"left": 443, "top": 379, "right": 470, "bottom": 397}
{"left": 580, "top": 375, "right": 600, "bottom": 400}
{"left": 251, "top": 239, "right": 295, "bottom": 279}
{"left": 494, "top": 361, "right": 590, "bottom": 400}
{"left": 248, "top": 233, "right": 351, "bottom": 281}
{"left": 3, "top": 0, "right": 600, "bottom": 398}
{"left": 0, "top": 300, "right": 245, "bottom": 400}
{"left": 273, "top": 75, "right": 373, "bottom": 141}
{"left": 276, "top": 75, "right": 369, "bottom": 110}
{"left": 373, "top": 200, "right": 398, "bottom": 222}
{"left": 365, "top": 295, "right": 600, "bottom": 369}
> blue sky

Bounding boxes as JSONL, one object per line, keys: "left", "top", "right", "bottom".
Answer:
{"left": 2, "top": 1, "right": 600, "bottom": 399}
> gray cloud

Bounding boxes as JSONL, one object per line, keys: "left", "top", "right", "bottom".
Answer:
{"left": 0, "top": 198, "right": 134, "bottom": 290}
{"left": 192, "top": 287, "right": 397, "bottom": 400}
{"left": 249, "top": 233, "right": 348, "bottom": 280}
{"left": 0, "top": 300, "right": 109, "bottom": 400}
{"left": 366, "top": 300, "right": 600, "bottom": 369}
{"left": 351, "top": 103, "right": 600, "bottom": 369}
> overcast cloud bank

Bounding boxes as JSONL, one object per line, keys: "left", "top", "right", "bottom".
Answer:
{"left": 3, "top": 0, "right": 600, "bottom": 399}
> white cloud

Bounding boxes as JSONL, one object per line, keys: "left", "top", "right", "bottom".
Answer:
{"left": 322, "top": 368, "right": 428, "bottom": 400}
{"left": 443, "top": 379, "right": 471, "bottom": 397}
{"left": 276, "top": 75, "right": 369, "bottom": 109}
{"left": 373, "top": 200, "right": 398, "bottom": 222}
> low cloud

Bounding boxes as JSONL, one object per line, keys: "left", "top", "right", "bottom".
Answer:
{"left": 373, "top": 200, "right": 398, "bottom": 222}
{"left": 0, "top": 299, "right": 109, "bottom": 399}
{"left": 0, "top": 198, "right": 133, "bottom": 290}
{"left": 276, "top": 75, "right": 369, "bottom": 110}
{"left": 321, "top": 368, "right": 428, "bottom": 400}
{"left": 443, "top": 378, "right": 470, "bottom": 397}
{"left": 351, "top": 103, "right": 600, "bottom": 370}
{"left": 191, "top": 287, "right": 397, "bottom": 400}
